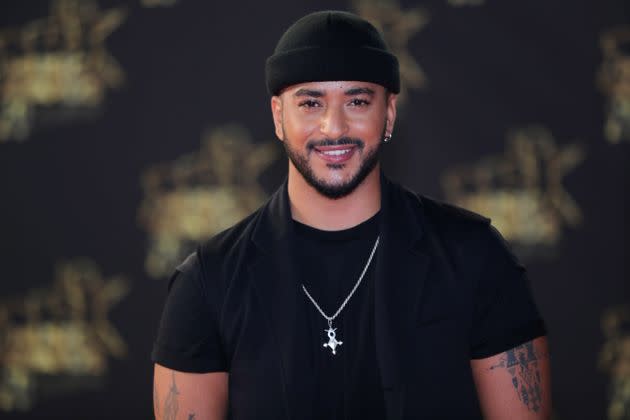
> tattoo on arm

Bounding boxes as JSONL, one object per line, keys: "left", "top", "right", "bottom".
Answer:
{"left": 489, "top": 341, "right": 545, "bottom": 412}
{"left": 163, "top": 372, "right": 180, "bottom": 420}
{"left": 188, "top": 414, "right": 196, "bottom": 420}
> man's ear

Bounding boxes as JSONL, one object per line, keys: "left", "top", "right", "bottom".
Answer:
{"left": 270, "top": 96, "right": 284, "bottom": 141}
{"left": 385, "top": 93, "right": 398, "bottom": 136}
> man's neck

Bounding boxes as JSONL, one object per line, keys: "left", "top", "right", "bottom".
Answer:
{"left": 287, "top": 164, "right": 381, "bottom": 231}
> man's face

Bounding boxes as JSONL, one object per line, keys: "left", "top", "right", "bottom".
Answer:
{"left": 271, "top": 81, "right": 397, "bottom": 199}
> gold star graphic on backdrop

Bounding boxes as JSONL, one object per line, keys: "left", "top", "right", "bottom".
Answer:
{"left": 352, "top": 0, "right": 428, "bottom": 103}
{"left": 598, "top": 26, "right": 630, "bottom": 144}
{"left": 0, "top": 0, "right": 127, "bottom": 142}
{"left": 441, "top": 125, "right": 584, "bottom": 252}
{"left": 0, "top": 259, "right": 128, "bottom": 411}
{"left": 599, "top": 305, "right": 630, "bottom": 420}
{"left": 139, "top": 124, "right": 279, "bottom": 278}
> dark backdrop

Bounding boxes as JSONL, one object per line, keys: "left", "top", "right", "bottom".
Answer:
{"left": 0, "top": 0, "right": 628, "bottom": 419}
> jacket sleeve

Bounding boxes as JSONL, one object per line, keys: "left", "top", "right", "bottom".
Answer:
{"left": 151, "top": 251, "right": 227, "bottom": 372}
{"left": 469, "top": 224, "right": 547, "bottom": 359}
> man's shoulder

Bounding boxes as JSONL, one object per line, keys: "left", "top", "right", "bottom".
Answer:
{"left": 417, "top": 193, "right": 491, "bottom": 228}
{"left": 386, "top": 177, "right": 489, "bottom": 227}
{"left": 406, "top": 189, "right": 516, "bottom": 266}
{"left": 168, "top": 209, "right": 263, "bottom": 296}
{"left": 198, "top": 207, "right": 262, "bottom": 260}
{"left": 396, "top": 184, "right": 495, "bottom": 250}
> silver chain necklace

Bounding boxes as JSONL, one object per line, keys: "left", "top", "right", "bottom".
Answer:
{"left": 301, "top": 235, "right": 380, "bottom": 355}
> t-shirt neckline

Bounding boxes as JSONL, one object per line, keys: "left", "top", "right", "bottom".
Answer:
{"left": 292, "top": 211, "right": 380, "bottom": 242}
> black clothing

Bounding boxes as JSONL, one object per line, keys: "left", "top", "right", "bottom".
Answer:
{"left": 152, "top": 173, "right": 547, "bottom": 419}
{"left": 265, "top": 11, "right": 400, "bottom": 95}
{"left": 293, "top": 212, "right": 385, "bottom": 420}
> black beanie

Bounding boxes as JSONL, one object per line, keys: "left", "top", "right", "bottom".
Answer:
{"left": 265, "top": 10, "right": 400, "bottom": 95}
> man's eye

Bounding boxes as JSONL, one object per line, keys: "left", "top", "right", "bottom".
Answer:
{"left": 298, "top": 100, "right": 321, "bottom": 108}
{"left": 349, "top": 98, "right": 370, "bottom": 107}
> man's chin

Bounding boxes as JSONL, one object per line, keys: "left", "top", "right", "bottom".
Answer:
{"left": 306, "top": 170, "right": 374, "bottom": 200}
{"left": 286, "top": 144, "right": 381, "bottom": 199}
{"left": 308, "top": 182, "right": 357, "bottom": 200}
{"left": 313, "top": 169, "right": 354, "bottom": 184}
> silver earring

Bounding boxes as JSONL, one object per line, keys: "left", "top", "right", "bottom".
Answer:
{"left": 383, "top": 134, "right": 392, "bottom": 143}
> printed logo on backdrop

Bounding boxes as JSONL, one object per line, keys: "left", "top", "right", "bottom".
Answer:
{"left": 0, "top": 259, "right": 128, "bottom": 411}
{"left": 598, "top": 26, "right": 630, "bottom": 145}
{"left": 139, "top": 124, "right": 279, "bottom": 278}
{"left": 441, "top": 125, "right": 584, "bottom": 257}
{"left": 352, "top": 0, "right": 428, "bottom": 103}
{"left": 0, "top": 0, "right": 127, "bottom": 142}
{"left": 600, "top": 305, "right": 630, "bottom": 420}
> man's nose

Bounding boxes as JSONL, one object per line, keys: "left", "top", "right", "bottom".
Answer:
{"left": 320, "top": 106, "right": 349, "bottom": 140}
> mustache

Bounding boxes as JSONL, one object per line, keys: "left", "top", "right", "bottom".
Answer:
{"left": 306, "top": 137, "right": 365, "bottom": 150}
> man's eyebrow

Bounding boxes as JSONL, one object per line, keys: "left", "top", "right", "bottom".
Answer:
{"left": 345, "top": 87, "right": 375, "bottom": 96}
{"left": 293, "top": 88, "right": 324, "bottom": 98}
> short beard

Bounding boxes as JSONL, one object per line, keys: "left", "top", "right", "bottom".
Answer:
{"left": 282, "top": 126, "right": 384, "bottom": 200}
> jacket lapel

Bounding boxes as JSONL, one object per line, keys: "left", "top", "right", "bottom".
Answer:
{"left": 375, "top": 174, "right": 431, "bottom": 393}
{"left": 249, "top": 178, "right": 316, "bottom": 420}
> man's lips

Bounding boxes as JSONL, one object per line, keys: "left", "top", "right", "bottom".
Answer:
{"left": 313, "top": 145, "right": 357, "bottom": 163}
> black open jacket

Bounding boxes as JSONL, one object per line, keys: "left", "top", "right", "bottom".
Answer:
{"left": 153, "top": 172, "right": 547, "bottom": 419}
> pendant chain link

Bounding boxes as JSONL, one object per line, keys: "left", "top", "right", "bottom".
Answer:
{"left": 301, "top": 236, "right": 380, "bottom": 323}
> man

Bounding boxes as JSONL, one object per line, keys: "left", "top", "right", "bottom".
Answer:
{"left": 152, "top": 10, "right": 551, "bottom": 420}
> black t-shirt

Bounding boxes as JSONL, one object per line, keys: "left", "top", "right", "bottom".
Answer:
{"left": 151, "top": 179, "right": 548, "bottom": 419}
{"left": 292, "top": 212, "right": 384, "bottom": 420}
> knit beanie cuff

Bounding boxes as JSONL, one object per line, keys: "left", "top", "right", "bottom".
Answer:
{"left": 265, "top": 46, "right": 400, "bottom": 95}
